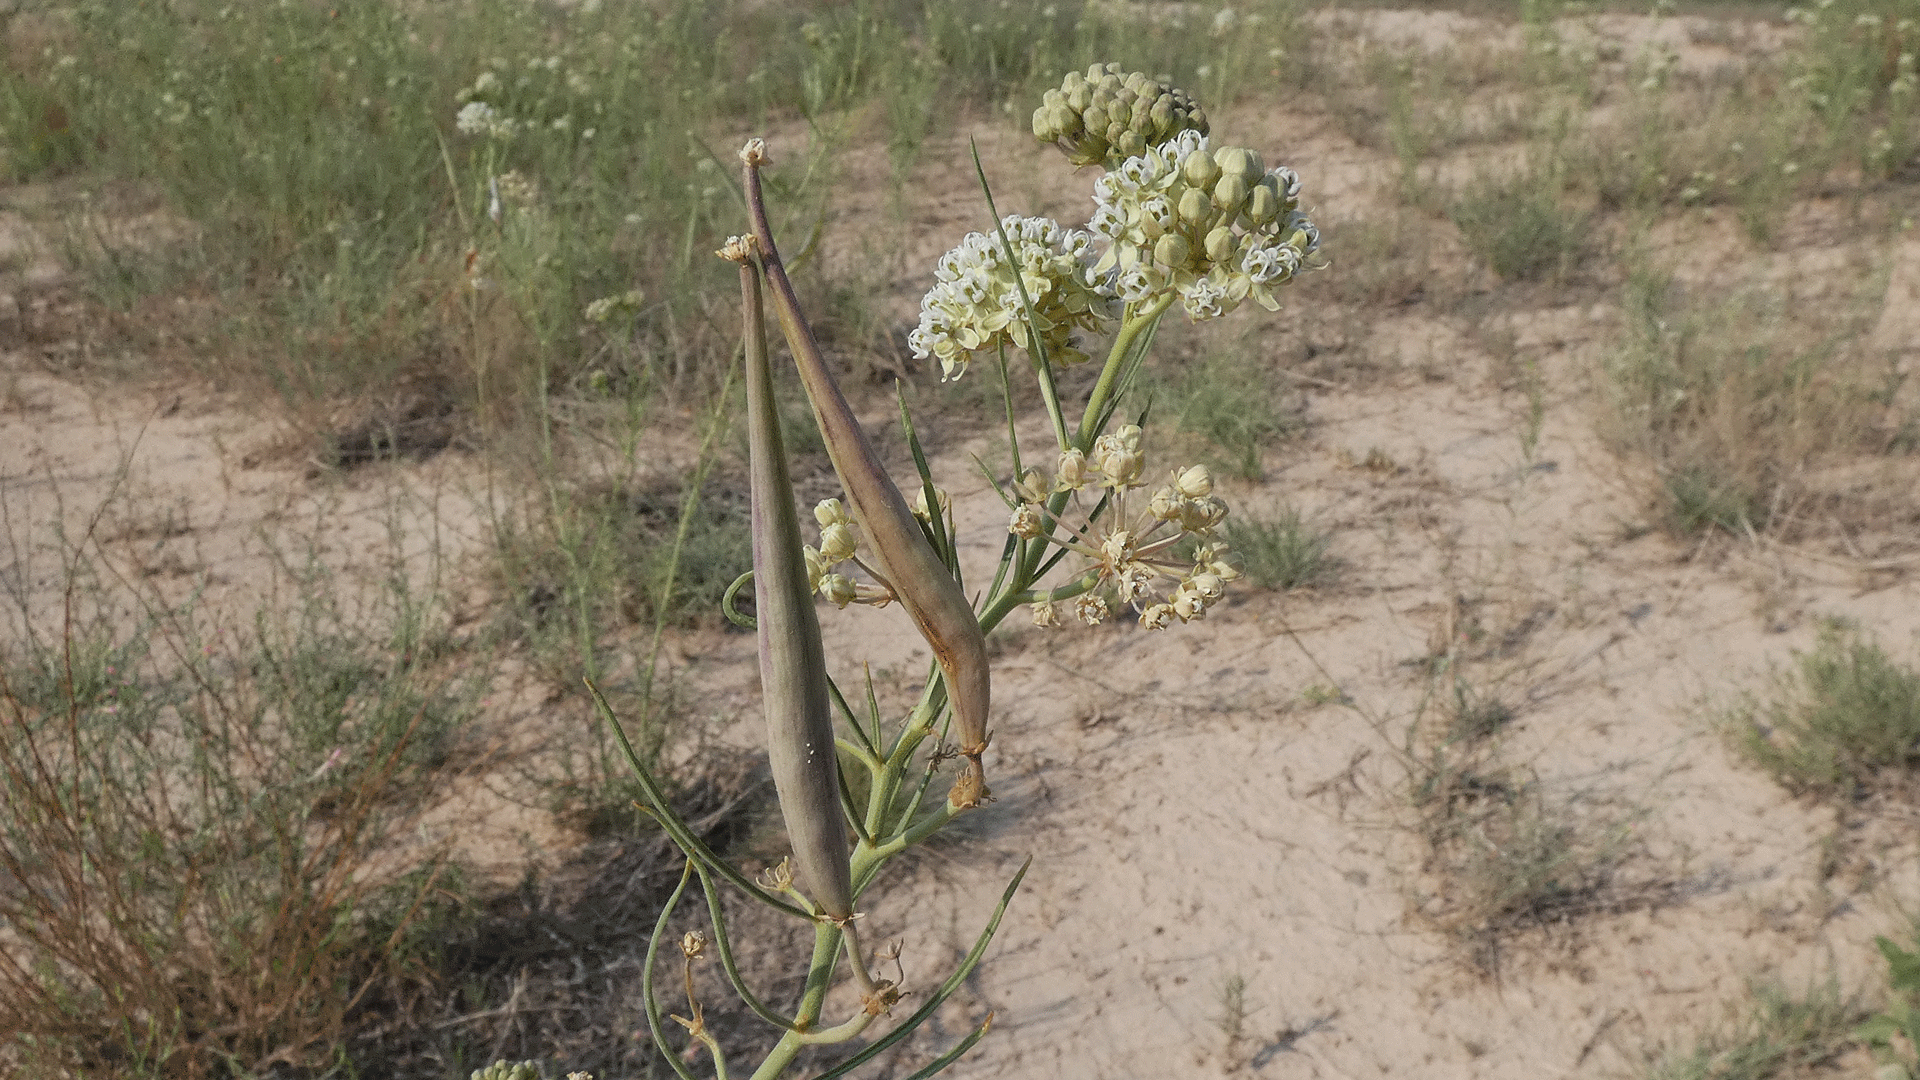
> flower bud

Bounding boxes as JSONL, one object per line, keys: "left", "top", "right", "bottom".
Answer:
{"left": 1183, "top": 150, "right": 1222, "bottom": 188}
{"left": 1246, "top": 182, "right": 1280, "bottom": 225}
{"left": 1055, "top": 447, "right": 1091, "bottom": 491}
{"left": 911, "top": 485, "right": 950, "bottom": 521}
{"left": 1213, "top": 173, "right": 1249, "bottom": 214}
{"left": 1153, "top": 232, "right": 1191, "bottom": 269}
{"left": 814, "top": 498, "right": 848, "bottom": 528}
{"left": 819, "top": 521, "right": 858, "bottom": 563}
{"left": 1149, "top": 486, "right": 1181, "bottom": 521}
{"left": 1204, "top": 225, "right": 1237, "bottom": 263}
{"left": 819, "top": 573, "right": 857, "bottom": 608}
{"left": 1011, "top": 467, "right": 1048, "bottom": 504}
{"left": 804, "top": 545, "right": 827, "bottom": 591}
{"left": 1214, "top": 145, "right": 1263, "bottom": 182}
{"left": 1177, "top": 187, "right": 1214, "bottom": 226}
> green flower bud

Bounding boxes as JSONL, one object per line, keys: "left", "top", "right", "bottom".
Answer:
{"left": 1213, "top": 173, "right": 1249, "bottom": 213}
{"left": 1033, "top": 63, "right": 1208, "bottom": 167}
{"left": 1246, "top": 183, "right": 1279, "bottom": 224}
{"left": 1214, "top": 146, "right": 1262, "bottom": 183}
{"left": 1182, "top": 150, "right": 1222, "bottom": 188}
{"left": 1153, "top": 232, "right": 1191, "bottom": 268}
{"left": 1177, "top": 186, "right": 1214, "bottom": 225}
{"left": 1204, "top": 225, "right": 1236, "bottom": 263}
{"left": 1150, "top": 94, "right": 1174, "bottom": 131}
{"left": 471, "top": 1062, "right": 541, "bottom": 1080}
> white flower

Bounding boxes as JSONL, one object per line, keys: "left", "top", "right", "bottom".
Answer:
{"left": 909, "top": 216, "right": 1117, "bottom": 380}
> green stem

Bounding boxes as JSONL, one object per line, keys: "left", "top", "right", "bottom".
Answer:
{"left": 748, "top": 922, "right": 844, "bottom": 1080}
{"left": 1076, "top": 294, "right": 1174, "bottom": 451}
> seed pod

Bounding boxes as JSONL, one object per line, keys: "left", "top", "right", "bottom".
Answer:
{"left": 724, "top": 233, "right": 854, "bottom": 920}
{"left": 742, "top": 142, "right": 994, "bottom": 808}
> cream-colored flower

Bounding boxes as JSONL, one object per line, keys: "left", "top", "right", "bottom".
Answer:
{"left": 908, "top": 216, "right": 1117, "bottom": 381}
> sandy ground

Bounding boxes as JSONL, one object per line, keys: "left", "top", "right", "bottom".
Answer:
{"left": 5, "top": 6, "right": 1920, "bottom": 1079}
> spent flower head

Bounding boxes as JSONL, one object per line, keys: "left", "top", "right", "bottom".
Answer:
{"left": 1020, "top": 440, "right": 1238, "bottom": 629}
{"left": 1087, "top": 131, "right": 1319, "bottom": 319}
{"left": 908, "top": 216, "right": 1116, "bottom": 381}
{"left": 1033, "top": 63, "right": 1209, "bottom": 167}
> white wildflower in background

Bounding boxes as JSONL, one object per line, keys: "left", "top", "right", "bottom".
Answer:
{"left": 455, "top": 100, "right": 515, "bottom": 139}
{"left": 1085, "top": 130, "right": 1320, "bottom": 320}
{"left": 907, "top": 216, "right": 1117, "bottom": 381}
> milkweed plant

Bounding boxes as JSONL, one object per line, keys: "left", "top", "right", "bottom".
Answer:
{"left": 559, "top": 64, "right": 1322, "bottom": 1080}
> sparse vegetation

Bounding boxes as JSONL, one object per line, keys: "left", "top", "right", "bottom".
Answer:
{"left": 1642, "top": 982, "right": 1864, "bottom": 1080}
{"left": 0, "top": 533, "right": 471, "bottom": 1077}
{"left": 1, "top": 0, "right": 1918, "bottom": 1073}
{"left": 1225, "top": 505, "right": 1334, "bottom": 591}
{"left": 1731, "top": 624, "right": 1920, "bottom": 803}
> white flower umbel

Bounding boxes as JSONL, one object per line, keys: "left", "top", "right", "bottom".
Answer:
{"left": 1086, "top": 131, "right": 1320, "bottom": 320}
{"left": 907, "top": 216, "right": 1117, "bottom": 381}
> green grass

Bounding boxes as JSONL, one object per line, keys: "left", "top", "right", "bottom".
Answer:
{"left": 1226, "top": 505, "right": 1334, "bottom": 591}
{"left": 1731, "top": 624, "right": 1920, "bottom": 802}
{"left": 1447, "top": 169, "right": 1590, "bottom": 283}
{"left": 1643, "top": 982, "right": 1863, "bottom": 1080}
{"left": 1602, "top": 262, "right": 1901, "bottom": 539}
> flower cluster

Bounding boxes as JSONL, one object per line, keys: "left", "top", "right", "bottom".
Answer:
{"left": 804, "top": 500, "right": 892, "bottom": 609}
{"left": 1086, "top": 130, "right": 1320, "bottom": 320}
{"left": 1015, "top": 427, "right": 1241, "bottom": 629}
{"left": 1032, "top": 64, "right": 1208, "bottom": 168}
{"left": 907, "top": 216, "right": 1117, "bottom": 381}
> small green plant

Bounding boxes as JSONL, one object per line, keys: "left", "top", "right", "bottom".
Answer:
{"left": 1732, "top": 624, "right": 1920, "bottom": 802}
{"left": 1603, "top": 262, "right": 1896, "bottom": 540}
{"left": 1447, "top": 171, "right": 1588, "bottom": 283}
{"left": 1857, "top": 931, "right": 1920, "bottom": 1080}
{"left": 1406, "top": 675, "right": 1637, "bottom": 973}
{"left": 1226, "top": 505, "right": 1333, "bottom": 591}
{"left": 1148, "top": 345, "right": 1304, "bottom": 480}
